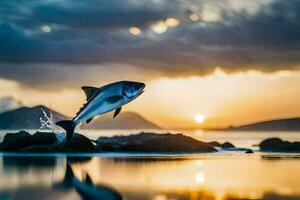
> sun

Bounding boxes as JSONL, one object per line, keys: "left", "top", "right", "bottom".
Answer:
{"left": 195, "top": 114, "right": 205, "bottom": 124}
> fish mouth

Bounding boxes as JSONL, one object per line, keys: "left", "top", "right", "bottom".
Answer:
{"left": 139, "top": 89, "right": 145, "bottom": 95}
{"left": 139, "top": 84, "right": 145, "bottom": 95}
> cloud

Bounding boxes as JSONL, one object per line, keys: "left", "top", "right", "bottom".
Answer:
{"left": 0, "top": 96, "right": 23, "bottom": 113}
{"left": 0, "top": 0, "right": 299, "bottom": 89}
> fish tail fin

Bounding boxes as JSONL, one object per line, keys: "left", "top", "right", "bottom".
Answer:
{"left": 56, "top": 120, "right": 76, "bottom": 142}
{"left": 65, "top": 163, "right": 75, "bottom": 181}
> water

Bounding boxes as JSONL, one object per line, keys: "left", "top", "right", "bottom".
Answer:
{"left": 1, "top": 130, "right": 300, "bottom": 199}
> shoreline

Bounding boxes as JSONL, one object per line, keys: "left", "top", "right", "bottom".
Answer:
{"left": 1, "top": 130, "right": 300, "bottom": 154}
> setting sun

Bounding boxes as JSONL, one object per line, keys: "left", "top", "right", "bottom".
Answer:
{"left": 195, "top": 114, "right": 206, "bottom": 124}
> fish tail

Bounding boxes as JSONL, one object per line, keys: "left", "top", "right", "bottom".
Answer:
{"left": 65, "top": 163, "right": 75, "bottom": 182}
{"left": 56, "top": 120, "right": 76, "bottom": 143}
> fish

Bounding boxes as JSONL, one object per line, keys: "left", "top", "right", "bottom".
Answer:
{"left": 55, "top": 81, "right": 145, "bottom": 142}
{"left": 64, "top": 164, "right": 123, "bottom": 200}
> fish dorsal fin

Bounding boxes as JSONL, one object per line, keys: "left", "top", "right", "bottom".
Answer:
{"left": 86, "top": 117, "right": 94, "bottom": 124}
{"left": 81, "top": 86, "right": 98, "bottom": 101}
{"left": 85, "top": 173, "right": 93, "bottom": 185}
{"left": 113, "top": 107, "right": 122, "bottom": 118}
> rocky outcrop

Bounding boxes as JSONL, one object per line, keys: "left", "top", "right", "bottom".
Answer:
{"left": 259, "top": 138, "right": 300, "bottom": 152}
{"left": 96, "top": 132, "right": 217, "bottom": 153}
{"left": 208, "top": 141, "right": 235, "bottom": 149}
{"left": 245, "top": 149, "right": 254, "bottom": 154}
{"left": 0, "top": 131, "right": 218, "bottom": 153}
{"left": 0, "top": 131, "right": 95, "bottom": 152}
{"left": 0, "top": 131, "right": 57, "bottom": 151}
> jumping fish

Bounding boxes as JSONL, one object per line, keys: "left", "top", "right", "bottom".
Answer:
{"left": 56, "top": 81, "right": 145, "bottom": 142}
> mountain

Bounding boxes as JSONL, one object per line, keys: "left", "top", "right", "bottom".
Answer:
{"left": 0, "top": 96, "right": 23, "bottom": 113}
{"left": 82, "top": 111, "right": 161, "bottom": 130}
{"left": 0, "top": 105, "right": 67, "bottom": 129}
{"left": 0, "top": 105, "right": 160, "bottom": 130}
{"left": 228, "top": 117, "right": 300, "bottom": 131}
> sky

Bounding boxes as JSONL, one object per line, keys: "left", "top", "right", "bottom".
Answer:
{"left": 0, "top": 0, "right": 300, "bottom": 129}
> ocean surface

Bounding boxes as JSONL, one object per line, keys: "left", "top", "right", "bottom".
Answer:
{"left": 1, "top": 129, "right": 300, "bottom": 200}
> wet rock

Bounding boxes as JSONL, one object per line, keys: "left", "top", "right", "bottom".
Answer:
{"left": 0, "top": 131, "right": 32, "bottom": 151}
{"left": 1, "top": 131, "right": 216, "bottom": 153}
{"left": 274, "top": 142, "right": 300, "bottom": 152}
{"left": 21, "top": 145, "right": 58, "bottom": 153}
{"left": 259, "top": 138, "right": 286, "bottom": 150}
{"left": 0, "top": 131, "right": 95, "bottom": 153}
{"left": 64, "top": 133, "right": 95, "bottom": 152}
{"left": 245, "top": 149, "right": 254, "bottom": 154}
{"left": 208, "top": 141, "right": 235, "bottom": 149}
{"left": 259, "top": 138, "right": 300, "bottom": 152}
{"left": 96, "top": 132, "right": 217, "bottom": 153}
{"left": 0, "top": 131, "right": 56, "bottom": 151}
{"left": 208, "top": 141, "right": 222, "bottom": 147}
{"left": 221, "top": 142, "right": 235, "bottom": 149}
{"left": 31, "top": 132, "right": 57, "bottom": 145}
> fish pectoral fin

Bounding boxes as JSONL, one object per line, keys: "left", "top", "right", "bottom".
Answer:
{"left": 104, "top": 95, "right": 123, "bottom": 104}
{"left": 81, "top": 86, "right": 98, "bottom": 101}
{"left": 86, "top": 117, "right": 94, "bottom": 124}
{"left": 85, "top": 173, "right": 93, "bottom": 185}
{"left": 113, "top": 107, "right": 122, "bottom": 118}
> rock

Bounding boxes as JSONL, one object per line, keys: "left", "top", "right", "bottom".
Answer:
{"left": 208, "top": 141, "right": 235, "bottom": 149}
{"left": 21, "top": 145, "right": 58, "bottom": 153}
{"left": 1, "top": 131, "right": 216, "bottom": 153}
{"left": 0, "top": 131, "right": 57, "bottom": 151}
{"left": 97, "top": 132, "right": 217, "bottom": 153}
{"left": 1, "top": 131, "right": 40, "bottom": 151}
{"left": 221, "top": 142, "right": 235, "bottom": 149}
{"left": 259, "top": 138, "right": 286, "bottom": 151}
{"left": 259, "top": 138, "right": 300, "bottom": 152}
{"left": 245, "top": 149, "right": 254, "bottom": 154}
{"left": 31, "top": 132, "right": 57, "bottom": 145}
{"left": 274, "top": 142, "right": 300, "bottom": 152}
{"left": 64, "top": 133, "right": 95, "bottom": 152}
{"left": 0, "top": 131, "right": 95, "bottom": 153}
{"left": 208, "top": 141, "right": 222, "bottom": 147}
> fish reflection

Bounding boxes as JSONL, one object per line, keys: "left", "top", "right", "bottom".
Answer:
{"left": 56, "top": 163, "right": 122, "bottom": 200}
{"left": 53, "top": 157, "right": 92, "bottom": 191}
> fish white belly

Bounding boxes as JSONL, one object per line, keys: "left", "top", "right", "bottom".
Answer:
{"left": 97, "top": 100, "right": 125, "bottom": 115}
{"left": 75, "top": 99, "right": 127, "bottom": 124}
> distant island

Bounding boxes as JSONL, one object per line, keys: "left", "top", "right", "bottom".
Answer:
{"left": 0, "top": 105, "right": 67, "bottom": 130}
{"left": 0, "top": 105, "right": 160, "bottom": 130}
{"left": 227, "top": 117, "right": 300, "bottom": 131}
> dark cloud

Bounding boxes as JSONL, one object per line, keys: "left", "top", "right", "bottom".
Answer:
{"left": 0, "top": 0, "right": 300, "bottom": 89}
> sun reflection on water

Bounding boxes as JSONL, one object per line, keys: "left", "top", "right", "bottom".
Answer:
{"left": 1, "top": 155, "right": 300, "bottom": 200}
{"left": 195, "top": 171, "right": 205, "bottom": 184}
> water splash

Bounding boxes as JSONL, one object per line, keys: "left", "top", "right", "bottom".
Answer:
{"left": 39, "top": 108, "right": 66, "bottom": 144}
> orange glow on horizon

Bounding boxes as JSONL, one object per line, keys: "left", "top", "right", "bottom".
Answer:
{"left": 1, "top": 69, "right": 300, "bottom": 129}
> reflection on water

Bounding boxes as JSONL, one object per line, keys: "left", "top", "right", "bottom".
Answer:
{"left": 0, "top": 153, "right": 300, "bottom": 200}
